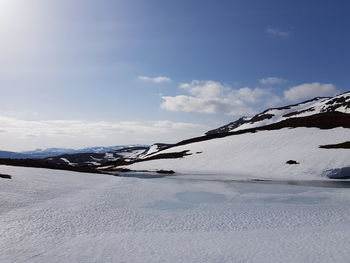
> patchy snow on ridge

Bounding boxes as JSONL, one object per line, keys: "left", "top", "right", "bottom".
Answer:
{"left": 232, "top": 92, "right": 350, "bottom": 131}
{"left": 116, "top": 149, "right": 148, "bottom": 159}
{"left": 60, "top": 158, "right": 77, "bottom": 166}
{"left": 125, "top": 127, "right": 350, "bottom": 180}
{"left": 2, "top": 165, "right": 350, "bottom": 262}
{"left": 143, "top": 144, "right": 161, "bottom": 156}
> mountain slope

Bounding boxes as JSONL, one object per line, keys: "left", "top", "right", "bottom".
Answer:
{"left": 122, "top": 127, "right": 350, "bottom": 179}
{"left": 120, "top": 91, "right": 350, "bottom": 180}
{"left": 206, "top": 91, "right": 350, "bottom": 135}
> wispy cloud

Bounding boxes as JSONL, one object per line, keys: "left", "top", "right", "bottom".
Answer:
{"left": 284, "top": 82, "right": 338, "bottom": 101}
{"left": 161, "top": 80, "right": 278, "bottom": 116}
{"left": 259, "top": 77, "right": 287, "bottom": 85}
{"left": 0, "top": 115, "right": 205, "bottom": 151}
{"left": 265, "top": 27, "right": 291, "bottom": 38}
{"left": 138, "top": 75, "right": 171, "bottom": 83}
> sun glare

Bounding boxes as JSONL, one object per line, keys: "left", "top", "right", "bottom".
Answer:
{"left": 0, "top": 0, "right": 21, "bottom": 29}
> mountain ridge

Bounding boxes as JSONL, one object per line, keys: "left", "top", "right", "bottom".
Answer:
{"left": 206, "top": 92, "right": 350, "bottom": 135}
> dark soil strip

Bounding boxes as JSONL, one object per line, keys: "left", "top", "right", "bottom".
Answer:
{"left": 101, "top": 151, "right": 192, "bottom": 167}
{"left": 143, "top": 150, "right": 191, "bottom": 160}
{"left": 320, "top": 141, "right": 350, "bottom": 149}
{"left": 282, "top": 108, "right": 315, "bottom": 118}
{"left": 0, "top": 159, "right": 103, "bottom": 174}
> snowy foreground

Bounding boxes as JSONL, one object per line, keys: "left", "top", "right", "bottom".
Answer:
{"left": 1, "top": 166, "right": 350, "bottom": 263}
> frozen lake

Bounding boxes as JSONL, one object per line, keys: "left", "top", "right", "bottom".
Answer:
{"left": 1, "top": 165, "right": 350, "bottom": 262}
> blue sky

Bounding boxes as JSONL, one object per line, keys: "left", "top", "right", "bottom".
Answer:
{"left": 0, "top": 0, "right": 349, "bottom": 151}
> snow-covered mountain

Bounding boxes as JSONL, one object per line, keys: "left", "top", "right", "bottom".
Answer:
{"left": 42, "top": 146, "right": 150, "bottom": 167}
{"left": 0, "top": 145, "right": 152, "bottom": 172}
{"left": 206, "top": 91, "right": 350, "bottom": 135}
{"left": 20, "top": 145, "right": 148, "bottom": 158}
{"left": 118, "top": 91, "right": 350, "bottom": 180}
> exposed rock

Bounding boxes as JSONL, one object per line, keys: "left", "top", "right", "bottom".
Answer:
{"left": 0, "top": 173, "right": 11, "bottom": 179}
{"left": 286, "top": 160, "right": 299, "bottom": 165}
{"left": 205, "top": 117, "right": 248, "bottom": 135}
{"left": 156, "top": 170, "right": 175, "bottom": 174}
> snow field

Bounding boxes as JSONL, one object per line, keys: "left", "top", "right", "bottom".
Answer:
{"left": 125, "top": 128, "right": 350, "bottom": 180}
{"left": 1, "top": 165, "right": 350, "bottom": 262}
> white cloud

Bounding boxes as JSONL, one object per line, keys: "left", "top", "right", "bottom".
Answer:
{"left": 0, "top": 114, "right": 205, "bottom": 151}
{"left": 259, "top": 77, "right": 287, "bottom": 85}
{"left": 179, "top": 80, "right": 224, "bottom": 98}
{"left": 138, "top": 75, "right": 171, "bottom": 83}
{"left": 265, "top": 27, "right": 291, "bottom": 38}
{"left": 161, "top": 95, "right": 253, "bottom": 115}
{"left": 161, "top": 80, "right": 278, "bottom": 116}
{"left": 284, "top": 82, "right": 338, "bottom": 101}
{"left": 230, "top": 87, "right": 271, "bottom": 103}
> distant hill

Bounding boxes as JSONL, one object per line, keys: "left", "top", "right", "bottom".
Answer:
{"left": 0, "top": 151, "right": 29, "bottom": 159}
{"left": 20, "top": 145, "right": 149, "bottom": 158}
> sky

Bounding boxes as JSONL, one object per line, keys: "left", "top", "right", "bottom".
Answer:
{"left": 0, "top": 0, "right": 349, "bottom": 151}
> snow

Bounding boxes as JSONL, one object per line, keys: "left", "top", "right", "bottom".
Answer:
{"left": 90, "top": 156, "right": 102, "bottom": 161}
{"left": 103, "top": 152, "right": 116, "bottom": 160}
{"left": 233, "top": 98, "right": 325, "bottom": 131}
{"left": 101, "top": 148, "right": 149, "bottom": 162}
{"left": 125, "top": 127, "right": 350, "bottom": 180}
{"left": 60, "top": 158, "right": 77, "bottom": 166}
{"left": 85, "top": 161, "right": 101, "bottom": 166}
{"left": 116, "top": 149, "right": 148, "bottom": 159}
{"left": 141, "top": 144, "right": 161, "bottom": 157}
{"left": 1, "top": 165, "right": 350, "bottom": 262}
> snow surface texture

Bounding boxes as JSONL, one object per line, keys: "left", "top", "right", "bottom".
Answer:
{"left": 125, "top": 128, "right": 350, "bottom": 180}
{"left": 1, "top": 165, "right": 350, "bottom": 263}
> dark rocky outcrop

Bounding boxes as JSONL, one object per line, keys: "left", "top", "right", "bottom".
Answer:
{"left": 205, "top": 117, "right": 248, "bottom": 135}
{"left": 0, "top": 173, "right": 11, "bottom": 179}
{"left": 320, "top": 141, "right": 350, "bottom": 149}
{"left": 286, "top": 160, "right": 299, "bottom": 164}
